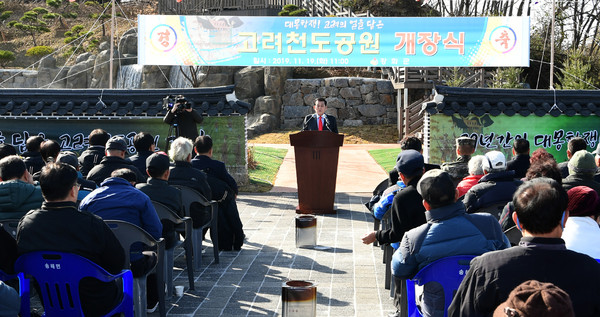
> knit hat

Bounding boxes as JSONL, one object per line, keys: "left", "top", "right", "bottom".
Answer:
{"left": 105, "top": 136, "right": 128, "bottom": 152}
{"left": 482, "top": 151, "right": 506, "bottom": 172}
{"left": 416, "top": 169, "right": 455, "bottom": 208}
{"left": 567, "top": 186, "right": 599, "bottom": 217}
{"left": 493, "top": 280, "right": 574, "bottom": 317}
{"left": 395, "top": 150, "right": 424, "bottom": 177}
{"left": 568, "top": 150, "right": 597, "bottom": 176}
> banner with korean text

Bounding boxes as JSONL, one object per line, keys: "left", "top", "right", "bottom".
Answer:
{"left": 427, "top": 114, "right": 600, "bottom": 164}
{"left": 138, "top": 15, "right": 529, "bottom": 67}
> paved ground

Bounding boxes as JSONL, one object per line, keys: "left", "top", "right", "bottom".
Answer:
{"left": 163, "top": 144, "right": 401, "bottom": 316}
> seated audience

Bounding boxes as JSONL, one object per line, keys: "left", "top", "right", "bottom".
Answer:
{"left": 191, "top": 135, "right": 244, "bottom": 251}
{"left": 463, "top": 151, "right": 522, "bottom": 216}
{"left": 561, "top": 186, "right": 600, "bottom": 258}
{"left": 493, "top": 280, "right": 574, "bottom": 317}
{"left": 0, "top": 155, "right": 43, "bottom": 220}
{"left": 506, "top": 138, "right": 530, "bottom": 179}
{"left": 557, "top": 137, "right": 587, "bottom": 178}
{"left": 86, "top": 136, "right": 146, "bottom": 186}
{"left": 80, "top": 168, "right": 162, "bottom": 313}
{"left": 127, "top": 132, "right": 156, "bottom": 174}
{"left": 593, "top": 144, "right": 600, "bottom": 183}
{"left": 0, "top": 144, "right": 16, "bottom": 159}
{"left": 21, "top": 135, "right": 45, "bottom": 175}
{"left": 392, "top": 169, "right": 509, "bottom": 317}
{"left": 562, "top": 150, "right": 600, "bottom": 194}
{"left": 136, "top": 153, "right": 182, "bottom": 250}
{"left": 456, "top": 155, "right": 485, "bottom": 197}
{"left": 79, "top": 129, "right": 110, "bottom": 177}
{"left": 441, "top": 136, "right": 476, "bottom": 186}
{"left": 499, "top": 157, "right": 562, "bottom": 232}
{"left": 39, "top": 139, "right": 60, "bottom": 164}
{"left": 17, "top": 162, "right": 125, "bottom": 317}
{"left": 168, "top": 137, "right": 213, "bottom": 227}
{"left": 529, "top": 148, "right": 555, "bottom": 164}
{"left": 449, "top": 178, "right": 600, "bottom": 317}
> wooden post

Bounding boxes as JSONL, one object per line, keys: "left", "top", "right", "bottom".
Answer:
{"left": 397, "top": 88, "right": 403, "bottom": 142}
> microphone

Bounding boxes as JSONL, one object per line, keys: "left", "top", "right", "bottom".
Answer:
{"left": 323, "top": 116, "right": 331, "bottom": 131}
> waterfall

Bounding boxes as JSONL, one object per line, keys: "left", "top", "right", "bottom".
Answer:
{"left": 116, "top": 64, "right": 143, "bottom": 89}
{"left": 168, "top": 66, "right": 204, "bottom": 88}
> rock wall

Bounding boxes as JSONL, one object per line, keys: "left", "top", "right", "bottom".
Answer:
{"left": 281, "top": 78, "right": 396, "bottom": 129}
{"left": 0, "top": 69, "right": 37, "bottom": 88}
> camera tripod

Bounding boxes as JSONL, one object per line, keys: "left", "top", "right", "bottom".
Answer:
{"left": 165, "top": 113, "right": 179, "bottom": 154}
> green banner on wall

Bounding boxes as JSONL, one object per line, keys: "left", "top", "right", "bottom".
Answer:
{"left": 428, "top": 114, "right": 600, "bottom": 164}
{"left": 0, "top": 116, "right": 247, "bottom": 175}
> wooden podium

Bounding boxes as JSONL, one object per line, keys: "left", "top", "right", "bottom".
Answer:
{"left": 290, "top": 131, "right": 344, "bottom": 214}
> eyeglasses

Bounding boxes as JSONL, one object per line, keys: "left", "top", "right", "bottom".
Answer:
{"left": 73, "top": 183, "right": 81, "bottom": 190}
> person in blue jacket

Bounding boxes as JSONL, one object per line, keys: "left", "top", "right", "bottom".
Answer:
{"left": 79, "top": 168, "right": 163, "bottom": 313}
{"left": 392, "top": 169, "right": 509, "bottom": 317}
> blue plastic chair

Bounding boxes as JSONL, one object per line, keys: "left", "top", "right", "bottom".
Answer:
{"left": 406, "top": 255, "right": 476, "bottom": 317}
{"left": 14, "top": 251, "right": 134, "bottom": 317}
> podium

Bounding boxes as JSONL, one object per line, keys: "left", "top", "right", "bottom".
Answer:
{"left": 290, "top": 131, "right": 344, "bottom": 214}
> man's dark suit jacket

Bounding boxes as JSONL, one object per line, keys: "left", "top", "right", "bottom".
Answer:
{"left": 191, "top": 155, "right": 238, "bottom": 195}
{"left": 302, "top": 114, "right": 338, "bottom": 133}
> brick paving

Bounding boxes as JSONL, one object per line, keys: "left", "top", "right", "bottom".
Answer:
{"left": 165, "top": 192, "right": 396, "bottom": 316}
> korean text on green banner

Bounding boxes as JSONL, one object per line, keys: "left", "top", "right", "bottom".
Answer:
{"left": 138, "top": 16, "right": 530, "bottom": 67}
{"left": 428, "top": 114, "right": 600, "bottom": 164}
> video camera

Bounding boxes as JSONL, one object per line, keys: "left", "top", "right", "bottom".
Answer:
{"left": 163, "top": 94, "right": 191, "bottom": 113}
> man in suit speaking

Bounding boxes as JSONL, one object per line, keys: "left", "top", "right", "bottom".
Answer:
{"left": 302, "top": 98, "right": 338, "bottom": 133}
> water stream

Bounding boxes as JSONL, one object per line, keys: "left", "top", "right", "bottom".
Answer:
{"left": 116, "top": 64, "right": 143, "bottom": 88}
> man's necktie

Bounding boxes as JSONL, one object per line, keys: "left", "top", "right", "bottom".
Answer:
{"left": 318, "top": 116, "right": 323, "bottom": 131}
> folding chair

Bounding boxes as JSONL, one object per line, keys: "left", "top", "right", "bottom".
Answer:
{"left": 104, "top": 220, "right": 166, "bottom": 317}
{"left": 172, "top": 185, "right": 221, "bottom": 267}
{"left": 406, "top": 255, "right": 476, "bottom": 317}
{"left": 151, "top": 201, "right": 195, "bottom": 298}
{"left": 14, "top": 251, "right": 133, "bottom": 317}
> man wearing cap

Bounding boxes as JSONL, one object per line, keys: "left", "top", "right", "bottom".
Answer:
{"left": 449, "top": 178, "right": 600, "bottom": 317}
{"left": 562, "top": 150, "right": 600, "bottom": 195}
{"left": 86, "top": 136, "right": 146, "bottom": 186}
{"left": 362, "top": 150, "right": 427, "bottom": 247}
{"left": 136, "top": 153, "right": 183, "bottom": 251}
{"left": 506, "top": 138, "right": 530, "bottom": 179}
{"left": 392, "top": 169, "right": 509, "bottom": 317}
{"left": 441, "top": 136, "right": 476, "bottom": 186}
{"left": 557, "top": 137, "right": 587, "bottom": 178}
{"left": 493, "top": 280, "right": 574, "bottom": 317}
{"left": 463, "top": 151, "right": 522, "bottom": 216}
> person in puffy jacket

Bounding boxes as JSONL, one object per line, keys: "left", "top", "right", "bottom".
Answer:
{"left": 0, "top": 155, "right": 43, "bottom": 220}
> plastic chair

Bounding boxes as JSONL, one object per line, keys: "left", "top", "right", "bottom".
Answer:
{"left": 172, "top": 185, "right": 221, "bottom": 267}
{"left": 0, "top": 219, "right": 19, "bottom": 239}
{"left": 151, "top": 200, "right": 195, "bottom": 298}
{"left": 473, "top": 201, "right": 510, "bottom": 220}
{"left": 104, "top": 220, "right": 166, "bottom": 317}
{"left": 406, "top": 255, "right": 476, "bottom": 317}
{"left": 504, "top": 225, "right": 522, "bottom": 246}
{"left": 14, "top": 251, "right": 133, "bottom": 317}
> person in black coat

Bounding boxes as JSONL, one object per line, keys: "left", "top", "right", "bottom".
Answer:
{"left": 127, "top": 132, "right": 156, "bottom": 174}
{"left": 21, "top": 135, "right": 45, "bottom": 175}
{"left": 163, "top": 99, "right": 204, "bottom": 141}
{"left": 136, "top": 153, "right": 182, "bottom": 250}
{"left": 301, "top": 97, "right": 338, "bottom": 133}
{"left": 506, "top": 138, "right": 530, "bottom": 179}
{"left": 79, "top": 129, "right": 110, "bottom": 177}
{"left": 86, "top": 136, "right": 146, "bottom": 186}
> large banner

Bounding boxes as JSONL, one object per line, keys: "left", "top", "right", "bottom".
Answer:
{"left": 0, "top": 117, "right": 247, "bottom": 179}
{"left": 428, "top": 114, "right": 600, "bottom": 164}
{"left": 138, "top": 16, "right": 529, "bottom": 67}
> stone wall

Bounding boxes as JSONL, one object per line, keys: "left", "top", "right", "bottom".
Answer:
{"left": 0, "top": 70, "right": 37, "bottom": 88}
{"left": 281, "top": 77, "right": 396, "bottom": 129}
